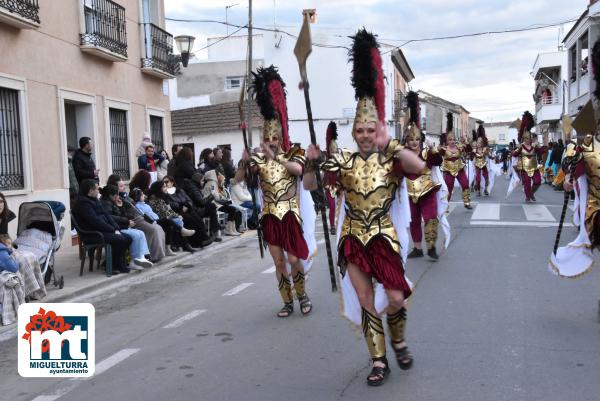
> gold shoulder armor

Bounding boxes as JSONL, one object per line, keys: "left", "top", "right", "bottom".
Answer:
{"left": 322, "top": 149, "right": 352, "bottom": 172}
{"left": 250, "top": 153, "right": 266, "bottom": 167}
{"left": 386, "top": 139, "right": 404, "bottom": 159}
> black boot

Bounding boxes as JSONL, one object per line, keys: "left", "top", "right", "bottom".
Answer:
{"left": 407, "top": 248, "right": 423, "bottom": 259}
{"left": 427, "top": 247, "right": 439, "bottom": 260}
{"left": 181, "top": 238, "right": 195, "bottom": 253}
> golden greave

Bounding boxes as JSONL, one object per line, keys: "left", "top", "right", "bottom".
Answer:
{"left": 387, "top": 307, "right": 407, "bottom": 345}
{"left": 424, "top": 218, "right": 439, "bottom": 250}
{"left": 362, "top": 308, "right": 386, "bottom": 359}
{"left": 277, "top": 274, "right": 293, "bottom": 304}
{"left": 462, "top": 188, "right": 471, "bottom": 207}
{"left": 292, "top": 270, "right": 306, "bottom": 297}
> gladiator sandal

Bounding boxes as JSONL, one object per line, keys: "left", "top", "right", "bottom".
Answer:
{"left": 424, "top": 219, "right": 439, "bottom": 260}
{"left": 362, "top": 309, "right": 389, "bottom": 386}
{"left": 462, "top": 189, "right": 472, "bottom": 209}
{"left": 277, "top": 275, "right": 294, "bottom": 318}
{"left": 531, "top": 184, "right": 540, "bottom": 201}
{"left": 387, "top": 307, "right": 413, "bottom": 370}
{"left": 293, "top": 271, "right": 312, "bottom": 315}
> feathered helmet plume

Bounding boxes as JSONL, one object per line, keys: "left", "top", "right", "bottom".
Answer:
{"left": 251, "top": 65, "right": 290, "bottom": 152}
{"left": 518, "top": 111, "right": 535, "bottom": 143}
{"left": 404, "top": 90, "right": 422, "bottom": 143}
{"left": 476, "top": 121, "right": 488, "bottom": 146}
{"left": 349, "top": 28, "right": 385, "bottom": 125}
{"left": 326, "top": 121, "right": 339, "bottom": 157}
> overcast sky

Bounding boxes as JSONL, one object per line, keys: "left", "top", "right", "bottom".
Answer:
{"left": 165, "top": 0, "right": 589, "bottom": 123}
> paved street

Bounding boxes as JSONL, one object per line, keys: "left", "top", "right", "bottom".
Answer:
{"left": 1, "top": 176, "right": 599, "bottom": 401}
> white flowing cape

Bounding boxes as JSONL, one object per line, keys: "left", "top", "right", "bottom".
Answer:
{"left": 254, "top": 181, "right": 317, "bottom": 274}
{"left": 506, "top": 157, "right": 521, "bottom": 198}
{"left": 432, "top": 166, "right": 452, "bottom": 248}
{"left": 337, "top": 180, "right": 413, "bottom": 325}
{"left": 548, "top": 176, "right": 594, "bottom": 277}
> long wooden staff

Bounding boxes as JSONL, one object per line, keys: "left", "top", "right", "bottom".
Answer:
{"left": 294, "top": 12, "right": 337, "bottom": 292}
{"left": 239, "top": 81, "right": 264, "bottom": 258}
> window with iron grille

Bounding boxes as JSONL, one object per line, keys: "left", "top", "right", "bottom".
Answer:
{"left": 150, "top": 115, "right": 164, "bottom": 152}
{"left": 109, "top": 108, "right": 130, "bottom": 180}
{"left": 0, "top": 88, "right": 25, "bottom": 191}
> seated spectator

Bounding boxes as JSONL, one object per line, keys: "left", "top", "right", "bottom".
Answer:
{"left": 222, "top": 148, "right": 236, "bottom": 183}
{"left": 212, "top": 147, "right": 226, "bottom": 177}
{"left": 99, "top": 185, "right": 155, "bottom": 268}
{"left": 230, "top": 177, "right": 258, "bottom": 229}
{"left": 0, "top": 248, "right": 24, "bottom": 324}
{"left": 203, "top": 170, "right": 243, "bottom": 236}
{"left": 147, "top": 182, "right": 196, "bottom": 253}
{"left": 129, "top": 170, "right": 152, "bottom": 193}
{"left": 162, "top": 176, "right": 215, "bottom": 245}
{"left": 0, "top": 235, "right": 17, "bottom": 273}
{"left": 173, "top": 147, "right": 197, "bottom": 187}
{"left": 130, "top": 188, "right": 194, "bottom": 254}
{"left": 197, "top": 148, "right": 214, "bottom": 173}
{"left": 167, "top": 144, "right": 183, "bottom": 178}
{"left": 73, "top": 179, "right": 132, "bottom": 274}
{"left": 182, "top": 173, "right": 221, "bottom": 241}
{"left": 0, "top": 235, "right": 46, "bottom": 300}
{"left": 138, "top": 145, "right": 164, "bottom": 178}
{"left": 0, "top": 192, "right": 16, "bottom": 235}
{"left": 157, "top": 149, "right": 170, "bottom": 181}
{"left": 106, "top": 175, "right": 169, "bottom": 262}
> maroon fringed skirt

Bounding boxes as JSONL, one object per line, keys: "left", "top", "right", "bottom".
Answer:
{"left": 340, "top": 235, "right": 412, "bottom": 297}
{"left": 262, "top": 212, "right": 309, "bottom": 260}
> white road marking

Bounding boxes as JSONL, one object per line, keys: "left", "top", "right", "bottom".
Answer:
{"left": 448, "top": 204, "right": 458, "bottom": 215}
{"left": 262, "top": 266, "right": 276, "bottom": 274}
{"left": 222, "top": 283, "right": 254, "bottom": 296}
{"left": 93, "top": 348, "right": 140, "bottom": 376}
{"left": 31, "top": 349, "right": 140, "bottom": 401}
{"left": 470, "top": 221, "right": 572, "bottom": 227}
{"left": 522, "top": 204, "right": 555, "bottom": 221}
{"left": 472, "top": 203, "right": 500, "bottom": 220}
{"left": 163, "top": 310, "right": 206, "bottom": 329}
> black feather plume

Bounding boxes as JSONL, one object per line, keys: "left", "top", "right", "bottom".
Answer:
{"left": 406, "top": 91, "right": 419, "bottom": 126}
{"left": 250, "top": 65, "right": 286, "bottom": 120}
{"left": 349, "top": 28, "right": 379, "bottom": 100}
{"left": 446, "top": 112, "right": 453, "bottom": 133}
{"left": 593, "top": 39, "right": 600, "bottom": 99}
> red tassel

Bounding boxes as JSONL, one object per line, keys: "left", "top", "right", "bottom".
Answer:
{"left": 371, "top": 47, "right": 385, "bottom": 122}
{"left": 267, "top": 80, "right": 290, "bottom": 152}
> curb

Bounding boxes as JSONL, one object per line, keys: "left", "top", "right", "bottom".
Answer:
{"left": 0, "top": 233, "right": 254, "bottom": 339}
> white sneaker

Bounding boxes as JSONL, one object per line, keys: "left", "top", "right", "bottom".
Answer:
{"left": 224, "top": 222, "right": 241, "bottom": 236}
{"left": 181, "top": 227, "right": 196, "bottom": 237}
{"left": 134, "top": 258, "right": 153, "bottom": 268}
{"left": 165, "top": 248, "right": 177, "bottom": 256}
{"left": 128, "top": 264, "right": 143, "bottom": 271}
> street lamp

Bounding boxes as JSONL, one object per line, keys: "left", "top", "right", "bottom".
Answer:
{"left": 225, "top": 3, "right": 239, "bottom": 35}
{"left": 174, "top": 35, "right": 195, "bottom": 68}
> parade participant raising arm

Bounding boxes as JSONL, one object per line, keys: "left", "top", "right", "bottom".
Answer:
{"left": 439, "top": 116, "right": 473, "bottom": 209}
{"left": 242, "top": 65, "right": 316, "bottom": 319}
{"left": 304, "top": 29, "right": 424, "bottom": 387}
{"left": 513, "top": 111, "right": 547, "bottom": 202}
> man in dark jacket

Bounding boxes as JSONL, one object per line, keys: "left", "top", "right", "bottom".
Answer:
{"left": 137, "top": 145, "right": 165, "bottom": 172}
{"left": 72, "top": 137, "right": 99, "bottom": 186}
{"left": 73, "top": 179, "right": 132, "bottom": 274}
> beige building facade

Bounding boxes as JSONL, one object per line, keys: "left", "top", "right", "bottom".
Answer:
{"left": 0, "top": 0, "right": 174, "bottom": 238}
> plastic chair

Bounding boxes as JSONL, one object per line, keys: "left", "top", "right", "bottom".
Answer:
{"left": 70, "top": 212, "right": 113, "bottom": 277}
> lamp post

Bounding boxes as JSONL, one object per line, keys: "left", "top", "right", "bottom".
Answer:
{"left": 174, "top": 35, "right": 195, "bottom": 68}
{"left": 225, "top": 3, "right": 239, "bottom": 35}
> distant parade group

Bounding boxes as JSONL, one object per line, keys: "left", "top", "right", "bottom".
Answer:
{"left": 237, "top": 15, "right": 600, "bottom": 387}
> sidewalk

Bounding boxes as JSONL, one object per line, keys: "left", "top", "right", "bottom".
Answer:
{"left": 0, "top": 231, "right": 255, "bottom": 335}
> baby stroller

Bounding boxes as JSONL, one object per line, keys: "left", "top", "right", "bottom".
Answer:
{"left": 14, "top": 201, "right": 66, "bottom": 289}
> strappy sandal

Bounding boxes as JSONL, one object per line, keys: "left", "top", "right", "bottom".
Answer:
{"left": 391, "top": 343, "right": 413, "bottom": 370}
{"left": 298, "top": 294, "right": 312, "bottom": 315}
{"left": 366, "top": 357, "right": 390, "bottom": 387}
{"left": 277, "top": 302, "right": 294, "bottom": 318}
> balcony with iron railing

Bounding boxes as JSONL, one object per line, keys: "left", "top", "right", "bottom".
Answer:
{"left": 0, "top": 0, "right": 40, "bottom": 29}
{"left": 79, "top": 0, "right": 128, "bottom": 62}
{"left": 535, "top": 95, "right": 562, "bottom": 123}
{"left": 141, "top": 23, "right": 176, "bottom": 79}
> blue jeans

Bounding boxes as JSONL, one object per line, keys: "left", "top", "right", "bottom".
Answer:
{"left": 121, "top": 228, "right": 149, "bottom": 259}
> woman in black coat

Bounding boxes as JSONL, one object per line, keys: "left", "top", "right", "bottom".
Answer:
{"left": 0, "top": 192, "right": 16, "bottom": 235}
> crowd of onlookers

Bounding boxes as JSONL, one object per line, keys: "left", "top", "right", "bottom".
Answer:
{"left": 0, "top": 135, "right": 258, "bottom": 325}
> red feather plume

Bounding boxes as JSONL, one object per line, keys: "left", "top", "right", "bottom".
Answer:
{"left": 267, "top": 79, "right": 290, "bottom": 152}
{"left": 370, "top": 47, "right": 385, "bottom": 122}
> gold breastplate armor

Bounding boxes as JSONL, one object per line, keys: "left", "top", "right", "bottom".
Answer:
{"left": 405, "top": 149, "right": 440, "bottom": 203}
{"left": 322, "top": 140, "right": 403, "bottom": 257}
{"left": 441, "top": 146, "right": 465, "bottom": 177}
{"left": 519, "top": 146, "right": 538, "bottom": 177}
{"left": 251, "top": 146, "right": 305, "bottom": 221}
{"left": 474, "top": 149, "right": 488, "bottom": 169}
{"left": 581, "top": 139, "right": 600, "bottom": 237}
